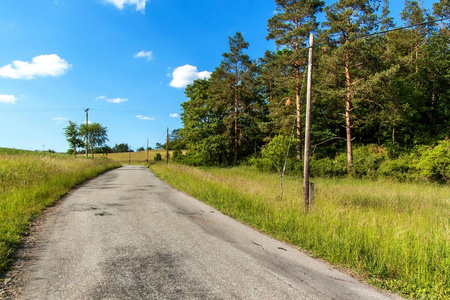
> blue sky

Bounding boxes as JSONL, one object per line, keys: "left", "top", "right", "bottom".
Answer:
{"left": 0, "top": 0, "right": 436, "bottom": 152}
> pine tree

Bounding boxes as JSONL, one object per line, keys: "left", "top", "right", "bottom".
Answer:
{"left": 322, "top": 0, "right": 380, "bottom": 169}
{"left": 219, "top": 32, "right": 253, "bottom": 164}
{"left": 267, "top": 0, "right": 324, "bottom": 160}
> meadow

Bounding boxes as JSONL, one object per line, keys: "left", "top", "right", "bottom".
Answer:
{"left": 0, "top": 149, "right": 120, "bottom": 274}
{"left": 150, "top": 162, "right": 449, "bottom": 299}
{"left": 96, "top": 150, "right": 175, "bottom": 164}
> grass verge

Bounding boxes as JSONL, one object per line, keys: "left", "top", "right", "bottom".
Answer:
{"left": 0, "top": 149, "right": 120, "bottom": 275}
{"left": 149, "top": 162, "right": 449, "bottom": 299}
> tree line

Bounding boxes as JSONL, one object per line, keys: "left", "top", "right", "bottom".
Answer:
{"left": 179, "top": 0, "right": 449, "bottom": 170}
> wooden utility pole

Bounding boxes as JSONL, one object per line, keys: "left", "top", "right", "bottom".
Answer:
{"left": 166, "top": 127, "right": 169, "bottom": 164}
{"left": 146, "top": 139, "right": 149, "bottom": 162}
{"left": 303, "top": 33, "right": 314, "bottom": 209}
{"left": 85, "top": 108, "right": 89, "bottom": 158}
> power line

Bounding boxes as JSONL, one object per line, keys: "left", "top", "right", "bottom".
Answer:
{"left": 349, "top": 17, "right": 450, "bottom": 41}
{"left": 0, "top": 107, "right": 177, "bottom": 114}
{"left": 282, "top": 17, "right": 449, "bottom": 67}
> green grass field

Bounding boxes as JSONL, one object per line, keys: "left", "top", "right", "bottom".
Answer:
{"left": 150, "top": 162, "right": 449, "bottom": 299}
{"left": 0, "top": 149, "right": 120, "bottom": 275}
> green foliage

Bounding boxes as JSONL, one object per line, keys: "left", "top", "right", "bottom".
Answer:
{"left": 310, "top": 157, "right": 347, "bottom": 178}
{"left": 376, "top": 155, "right": 415, "bottom": 181}
{"left": 153, "top": 153, "right": 162, "bottom": 162}
{"left": 309, "top": 141, "right": 450, "bottom": 184}
{"left": 64, "top": 121, "right": 83, "bottom": 156}
{"left": 351, "top": 145, "right": 388, "bottom": 178}
{"left": 416, "top": 140, "right": 450, "bottom": 183}
{"left": 79, "top": 123, "right": 109, "bottom": 158}
{"left": 255, "top": 135, "right": 298, "bottom": 173}
{"left": 172, "top": 149, "right": 183, "bottom": 162}
{"left": 112, "top": 143, "right": 133, "bottom": 153}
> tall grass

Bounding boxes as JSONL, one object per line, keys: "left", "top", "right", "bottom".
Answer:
{"left": 0, "top": 150, "right": 120, "bottom": 274}
{"left": 150, "top": 163, "right": 449, "bottom": 299}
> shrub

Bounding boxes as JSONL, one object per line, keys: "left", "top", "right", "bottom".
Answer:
{"left": 310, "top": 157, "right": 347, "bottom": 177}
{"left": 178, "top": 151, "right": 205, "bottom": 166}
{"left": 376, "top": 155, "right": 416, "bottom": 181}
{"left": 153, "top": 153, "right": 162, "bottom": 162}
{"left": 257, "top": 135, "right": 298, "bottom": 173}
{"left": 172, "top": 149, "right": 183, "bottom": 162}
{"left": 351, "top": 144, "right": 387, "bottom": 178}
{"left": 416, "top": 140, "right": 450, "bottom": 183}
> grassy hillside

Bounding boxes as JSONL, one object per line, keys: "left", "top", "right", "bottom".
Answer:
{"left": 0, "top": 149, "right": 120, "bottom": 274}
{"left": 150, "top": 162, "right": 450, "bottom": 299}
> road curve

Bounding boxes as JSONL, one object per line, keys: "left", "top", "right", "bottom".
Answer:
{"left": 11, "top": 165, "right": 398, "bottom": 299}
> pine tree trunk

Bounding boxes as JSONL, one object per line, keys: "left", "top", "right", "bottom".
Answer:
{"left": 294, "top": 19, "right": 302, "bottom": 161}
{"left": 296, "top": 65, "right": 302, "bottom": 161}
{"left": 345, "top": 50, "right": 353, "bottom": 170}
{"left": 234, "top": 71, "right": 239, "bottom": 165}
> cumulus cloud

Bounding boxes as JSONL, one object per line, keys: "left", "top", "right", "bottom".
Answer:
{"left": 169, "top": 65, "right": 211, "bottom": 89}
{"left": 103, "top": 0, "right": 147, "bottom": 11}
{"left": 95, "top": 95, "right": 107, "bottom": 100}
{"left": 0, "top": 94, "right": 18, "bottom": 104}
{"left": 0, "top": 54, "right": 71, "bottom": 80}
{"left": 52, "top": 117, "right": 68, "bottom": 124}
{"left": 134, "top": 50, "right": 153, "bottom": 61}
{"left": 136, "top": 115, "right": 154, "bottom": 120}
{"left": 106, "top": 97, "right": 128, "bottom": 103}
{"left": 169, "top": 113, "right": 180, "bottom": 118}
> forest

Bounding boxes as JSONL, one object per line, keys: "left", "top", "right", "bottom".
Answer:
{"left": 175, "top": 0, "right": 449, "bottom": 183}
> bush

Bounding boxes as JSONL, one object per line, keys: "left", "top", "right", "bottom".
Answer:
{"left": 376, "top": 155, "right": 416, "bottom": 181}
{"left": 416, "top": 140, "right": 450, "bottom": 183}
{"left": 310, "top": 145, "right": 387, "bottom": 179}
{"left": 256, "top": 135, "right": 298, "bottom": 173}
{"left": 310, "top": 157, "right": 347, "bottom": 177}
{"left": 252, "top": 157, "right": 274, "bottom": 172}
{"left": 351, "top": 145, "right": 387, "bottom": 178}
{"left": 153, "top": 153, "right": 162, "bottom": 162}
{"left": 172, "top": 149, "right": 183, "bottom": 162}
{"left": 178, "top": 151, "right": 205, "bottom": 166}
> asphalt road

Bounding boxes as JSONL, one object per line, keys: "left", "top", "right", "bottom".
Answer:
{"left": 10, "top": 165, "right": 398, "bottom": 299}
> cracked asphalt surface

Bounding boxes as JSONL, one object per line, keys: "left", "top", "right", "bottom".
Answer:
{"left": 6, "top": 165, "right": 399, "bottom": 299}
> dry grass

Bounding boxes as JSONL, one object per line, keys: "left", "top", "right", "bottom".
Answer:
{"left": 97, "top": 150, "right": 175, "bottom": 164}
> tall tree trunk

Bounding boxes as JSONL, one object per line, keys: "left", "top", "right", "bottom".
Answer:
{"left": 234, "top": 71, "right": 239, "bottom": 165}
{"left": 296, "top": 65, "right": 302, "bottom": 161}
{"left": 294, "top": 19, "right": 302, "bottom": 161}
{"left": 344, "top": 50, "right": 353, "bottom": 170}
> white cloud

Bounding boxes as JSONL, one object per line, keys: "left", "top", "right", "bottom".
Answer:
{"left": 0, "top": 54, "right": 71, "bottom": 80}
{"left": 169, "top": 65, "right": 211, "bottom": 89}
{"left": 0, "top": 94, "right": 18, "bottom": 104}
{"left": 169, "top": 113, "right": 180, "bottom": 118}
{"left": 136, "top": 114, "right": 154, "bottom": 120}
{"left": 134, "top": 50, "right": 153, "bottom": 61}
{"left": 103, "top": 0, "right": 147, "bottom": 11}
{"left": 106, "top": 97, "right": 128, "bottom": 103}
{"left": 52, "top": 117, "right": 68, "bottom": 124}
{"left": 95, "top": 95, "right": 106, "bottom": 100}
